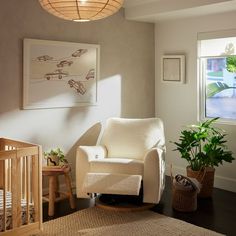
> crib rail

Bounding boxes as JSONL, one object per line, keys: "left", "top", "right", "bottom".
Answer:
{"left": 0, "top": 138, "right": 42, "bottom": 235}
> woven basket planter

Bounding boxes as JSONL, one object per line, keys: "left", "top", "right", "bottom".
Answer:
{"left": 186, "top": 166, "right": 215, "bottom": 198}
{"left": 172, "top": 182, "right": 197, "bottom": 212}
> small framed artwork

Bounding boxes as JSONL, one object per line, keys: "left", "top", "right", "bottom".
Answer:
{"left": 161, "top": 55, "right": 185, "bottom": 83}
{"left": 23, "top": 38, "right": 100, "bottom": 109}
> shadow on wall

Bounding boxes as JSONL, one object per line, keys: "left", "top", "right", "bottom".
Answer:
{"left": 67, "top": 122, "right": 102, "bottom": 175}
{"left": 42, "top": 122, "right": 102, "bottom": 191}
{"left": 72, "top": 122, "right": 102, "bottom": 147}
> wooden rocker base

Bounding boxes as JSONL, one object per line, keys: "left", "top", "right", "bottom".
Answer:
{"left": 95, "top": 194, "right": 155, "bottom": 212}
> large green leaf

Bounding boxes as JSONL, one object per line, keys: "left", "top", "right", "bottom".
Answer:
{"left": 206, "top": 82, "right": 234, "bottom": 98}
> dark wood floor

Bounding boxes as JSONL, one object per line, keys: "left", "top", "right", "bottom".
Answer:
{"left": 43, "top": 177, "right": 236, "bottom": 236}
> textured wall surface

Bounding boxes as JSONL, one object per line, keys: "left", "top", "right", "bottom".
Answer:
{"left": 0, "top": 0, "right": 155, "bottom": 183}
{"left": 155, "top": 11, "right": 236, "bottom": 192}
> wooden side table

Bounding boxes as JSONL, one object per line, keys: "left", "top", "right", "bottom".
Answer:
{"left": 42, "top": 165, "right": 75, "bottom": 216}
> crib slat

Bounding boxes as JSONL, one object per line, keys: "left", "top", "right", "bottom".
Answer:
{"left": 7, "top": 146, "right": 12, "bottom": 193}
{"left": 3, "top": 160, "right": 6, "bottom": 232}
{"left": 11, "top": 158, "right": 17, "bottom": 229}
{"left": 26, "top": 156, "right": 31, "bottom": 224}
{"left": 32, "top": 155, "right": 39, "bottom": 222}
{"left": 38, "top": 146, "right": 43, "bottom": 231}
{"left": 7, "top": 159, "right": 11, "bottom": 192}
{"left": 11, "top": 156, "right": 22, "bottom": 228}
{"left": 22, "top": 156, "right": 26, "bottom": 199}
{"left": 0, "top": 142, "right": 6, "bottom": 189}
{"left": 16, "top": 156, "right": 22, "bottom": 227}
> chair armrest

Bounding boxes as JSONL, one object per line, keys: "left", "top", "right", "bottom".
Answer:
{"left": 77, "top": 145, "right": 107, "bottom": 162}
{"left": 143, "top": 147, "right": 166, "bottom": 204}
{"left": 76, "top": 145, "right": 107, "bottom": 198}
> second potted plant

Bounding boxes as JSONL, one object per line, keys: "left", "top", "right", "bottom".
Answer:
{"left": 44, "top": 148, "right": 68, "bottom": 166}
{"left": 173, "top": 118, "right": 234, "bottom": 198}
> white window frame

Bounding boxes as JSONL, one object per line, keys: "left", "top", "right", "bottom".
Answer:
{"left": 198, "top": 29, "right": 236, "bottom": 125}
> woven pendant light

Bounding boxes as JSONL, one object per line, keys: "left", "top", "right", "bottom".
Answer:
{"left": 38, "top": 0, "right": 124, "bottom": 22}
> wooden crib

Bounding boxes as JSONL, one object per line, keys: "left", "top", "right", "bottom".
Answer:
{"left": 0, "top": 138, "right": 42, "bottom": 235}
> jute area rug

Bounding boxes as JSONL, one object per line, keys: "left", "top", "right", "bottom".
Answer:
{"left": 39, "top": 207, "right": 224, "bottom": 236}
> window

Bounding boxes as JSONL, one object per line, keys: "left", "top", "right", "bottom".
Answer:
{"left": 198, "top": 30, "right": 236, "bottom": 123}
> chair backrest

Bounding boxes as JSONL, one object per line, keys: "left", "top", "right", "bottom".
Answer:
{"left": 100, "top": 117, "right": 165, "bottom": 160}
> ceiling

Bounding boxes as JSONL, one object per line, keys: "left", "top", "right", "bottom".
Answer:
{"left": 123, "top": 0, "right": 236, "bottom": 22}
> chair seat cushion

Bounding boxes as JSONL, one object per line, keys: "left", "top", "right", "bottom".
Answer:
{"left": 89, "top": 158, "right": 144, "bottom": 176}
{"left": 84, "top": 173, "right": 142, "bottom": 195}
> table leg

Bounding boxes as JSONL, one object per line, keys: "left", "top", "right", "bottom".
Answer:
{"left": 55, "top": 176, "right": 60, "bottom": 198}
{"left": 48, "top": 175, "right": 57, "bottom": 216}
{"left": 64, "top": 173, "right": 75, "bottom": 209}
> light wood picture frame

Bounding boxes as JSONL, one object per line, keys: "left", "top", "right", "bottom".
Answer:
{"left": 23, "top": 39, "right": 100, "bottom": 109}
{"left": 161, "top": 55, "right": 185, "bottom": 83}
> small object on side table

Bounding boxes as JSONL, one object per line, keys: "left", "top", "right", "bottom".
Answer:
{"left": 42, "top": 165, "right": 75, "bottom": 216}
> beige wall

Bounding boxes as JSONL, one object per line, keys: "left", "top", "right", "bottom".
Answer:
{"left": 0, "top": 0, "right": 155, "bottom": 182}
{"left": 155, "top": 11, "right": 236, "bottom": 192}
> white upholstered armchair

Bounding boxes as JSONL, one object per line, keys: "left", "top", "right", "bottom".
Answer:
{"left": 76, "top": 117, "right": 166, "bottom": 204}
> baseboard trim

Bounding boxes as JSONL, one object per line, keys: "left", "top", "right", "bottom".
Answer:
{"left": 165, "top": 164, "right": 236, "bottom": 193}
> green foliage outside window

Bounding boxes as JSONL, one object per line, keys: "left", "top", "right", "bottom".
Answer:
{"left": 226, "top": 56, "right": 236, "bottom": 73}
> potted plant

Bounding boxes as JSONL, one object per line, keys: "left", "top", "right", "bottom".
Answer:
{"left": 44, "top": 148, "right": 68, "bottom": 166}
{"left": 172, "top": 118, "right": 234, "bottom": 197}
